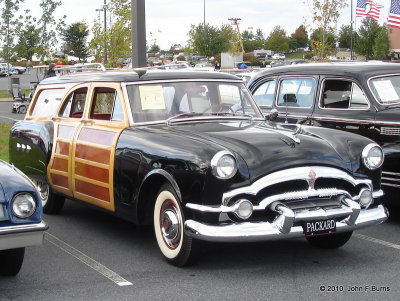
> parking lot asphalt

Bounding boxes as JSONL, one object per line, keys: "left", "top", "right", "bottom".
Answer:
{"left": 1, "top": 199, "right": 399, "bottom": 301}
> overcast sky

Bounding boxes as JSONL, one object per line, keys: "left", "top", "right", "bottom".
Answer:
{"left": 21, "top": 0, "right": 392, "bottom": 50}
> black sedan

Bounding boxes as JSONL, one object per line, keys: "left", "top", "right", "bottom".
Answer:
{"left": 248, "top": 62, "right": 400, "bottom": 202}
{"left": 10, "top": 69, "right": 387, "bottom": 266}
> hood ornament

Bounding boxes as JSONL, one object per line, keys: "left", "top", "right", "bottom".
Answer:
{"left": 307, "top": 169, "right": 317, "bottom": 190}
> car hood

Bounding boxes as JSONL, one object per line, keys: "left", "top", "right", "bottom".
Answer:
{"left": 0, "top": 160, "right": 37, "bottom": 203}
{"left": 159, "top": 121, "right": 359, "bottom": 180}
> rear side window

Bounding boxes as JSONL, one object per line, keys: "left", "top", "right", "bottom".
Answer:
{"left": 320, "top": 80, "right": 368, "bottom": 109}
{"left": 59, "top": 88, "right": 88, "bottom": 118}
{"left": 90, "top": 87, "right": 124, "bottom": 121}
{"left": 31, "top": 88, "right": 65, "bottom": 117}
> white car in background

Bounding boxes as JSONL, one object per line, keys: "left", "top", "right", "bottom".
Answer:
{"left": 272, "top": 53, "right": 285, "bottom": 60}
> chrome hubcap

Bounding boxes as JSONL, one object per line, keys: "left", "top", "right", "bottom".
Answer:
{"left": 160, "top": 201, "right": 181, "bottom": 249}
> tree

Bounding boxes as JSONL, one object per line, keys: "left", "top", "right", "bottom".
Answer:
{"left": 356, "top": 18, "right": 389, "bottom": 60}
{"left": 309, "top": 0, "right": 348, "bottom": 57}
{"left": 265, "top": 26, "right": 289, "bottom": 53}
{"left": 14, "top": 18, "right": 41, "bottom": 61}
{"left": 89, "top": 0, "right": 131, "bottom": 66}
{"left": 188, "top": 23, "right": 239, "bottom": 59}
{"left": 0, "top": 0, "right": 24, "bottom": 61}
{"left": 149, "top": 44, "right": 160, "bottom": 53}
{"left": 310, "top": 28, "right": 336, "bottom": 57}
{"left": 241, "top": 30, "right": 254, "bottom": 41}
{"left": 338, "top": 24, "right": 353, "bottom": 49}
{"left": 61, "top": 22, "right": 90, "bottom": 62}
{"left": 254, "top": 28, "right": 265, "bottom": 41}
{"left": 372, "top": 26, "right": 390, "bottom": 60}
{"left": 291, "top": 25, "right": 308, "bottom": 50}
{"left": 37, "top": 0, "right": 66, "bottom": 59}
{"left": 243, "top": 40, "right": 264, "bottom": 52}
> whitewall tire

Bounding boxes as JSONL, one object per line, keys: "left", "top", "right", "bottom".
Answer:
{"left": 153, "top": 184, "right": 195, "bottom": 266}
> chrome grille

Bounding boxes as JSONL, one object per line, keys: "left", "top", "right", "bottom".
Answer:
{"left": 380, "top": 127, "right": 400, "bottom": 136}
{"left": 382, "top": 171, "right": 400, "bottom": 188}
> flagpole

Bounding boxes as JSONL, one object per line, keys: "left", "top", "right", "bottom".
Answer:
{"left": 351, "top": 0, "right": 354, "bottom": 60}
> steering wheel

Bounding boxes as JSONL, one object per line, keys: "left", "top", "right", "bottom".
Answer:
{"left": 202, "top": 103, "right": 233, "bottom": 113}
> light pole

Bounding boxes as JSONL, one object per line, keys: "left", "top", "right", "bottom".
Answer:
{"left": 103, "top": 0, "right": 107, "bottom": 62}
{"left": 96, "top": 8, "right": 103, "bottom": 23}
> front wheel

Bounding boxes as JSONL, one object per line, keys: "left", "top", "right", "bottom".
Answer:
{"left": 32, "top": 180, "right": 65, "bottom": 214}
{"left": 153, "top": 183, "right": 196, "bottom": 266}
{"left": 306, "top": 231, "right": 353, "bottom": 249}
{"left": 0, "top": 248, "right": 25, "bottom": 276}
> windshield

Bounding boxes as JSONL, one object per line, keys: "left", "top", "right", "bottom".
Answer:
{"left": 126, "top": 81, "right": 263, "bottom": 123}
{"left": 369, "top": 75, "right": 400, "bottom": 105}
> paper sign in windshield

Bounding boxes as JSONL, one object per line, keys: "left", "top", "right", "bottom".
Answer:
{"left": 139, "top": 85, "right": 166, "bottom": 110}
{"left": 373, "top": 80, "right": 399, "bottom": 103}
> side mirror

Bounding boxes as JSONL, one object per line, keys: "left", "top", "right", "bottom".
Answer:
{"left": 266, "top": 109, "right": 278, "bottom": 121}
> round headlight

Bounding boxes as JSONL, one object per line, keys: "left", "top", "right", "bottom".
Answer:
{"left": 211, "top": 151, "right": 237, "bottom": 179}
{"left": 362, "top": 143, "right": 384, "bottom": 170}
{"left": 12, "top": 193, "right": 37, "bottom": 218}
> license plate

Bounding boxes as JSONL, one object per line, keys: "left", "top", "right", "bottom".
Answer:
{"left": 303, "top": 219, "right": 336, "bottom": 236}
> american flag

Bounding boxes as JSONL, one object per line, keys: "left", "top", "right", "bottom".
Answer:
{"left": 388, "top": 0, "right": 400, "bottom": 29}
{"left": 356, "top": 0, "right": 384, "bottom": 21}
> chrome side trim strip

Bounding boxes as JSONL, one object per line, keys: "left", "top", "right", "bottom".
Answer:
{"left": 222, "top": 166, "right": 372, "bottom": 205}
{"left": 184, "top": 205, "right": 388, "bottom": 243}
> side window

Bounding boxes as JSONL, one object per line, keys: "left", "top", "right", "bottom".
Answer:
{"left": 59, "top": 87, "right": 87, "bottom": 118}
{"left": 31, "top": 88, "right": 65, "bottom": 117}
{"left": 277, "top": 78, "right": 315, "bottom": 108}
{"left": 90, "top": 87, "right": 124, "bottom": 121}
{"left": 252, "top": 80, "right": 276, "bottom": 107}
{"left": 321, "top": 80, "right": 352, "bottom": 109}
{"left": 350, "top": 83, "right": 369, "bottom": 108}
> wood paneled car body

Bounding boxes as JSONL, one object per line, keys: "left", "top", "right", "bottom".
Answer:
{"left": 248, "top": 62, "right": 400, "bottom": 201}
{"left": 10, "top": 69, "right": 388, "bottom": 266}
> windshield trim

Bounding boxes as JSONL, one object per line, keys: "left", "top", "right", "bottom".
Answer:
{"left": 131, "top": 116, "right": 265, "bottom": 127}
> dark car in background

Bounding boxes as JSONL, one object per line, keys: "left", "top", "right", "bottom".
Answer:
{"left": 248, "top": 62, "right": 400, "bottom": 202}
{"left": 0, "top": 161, "right": 47, "bottom": 276}
{"left": 10, "top": 69, "right": 387, "bottom": 266}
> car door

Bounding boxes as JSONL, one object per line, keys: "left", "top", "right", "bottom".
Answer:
{"left": 71, "top": 83, "right": 129, "bottom": 211}
{"left": 48, "top": 83, "right": 129, "bottom": 211}
{"left": 311, "top": 77, "right": 376, "bottom": 140}
{"left": 47, "top": 84, "right": 90, "bottom": 199}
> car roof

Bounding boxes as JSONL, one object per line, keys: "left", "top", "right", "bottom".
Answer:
{"left": 251, "top": 62, "right": 400, "bottom": 82}
{"left": 40, "top": 69, "right": 241, "bottom": 85}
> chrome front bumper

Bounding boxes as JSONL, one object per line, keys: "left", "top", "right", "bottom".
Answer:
{"left": 184, "top": 205, "right": 388, "bottom": 243}
{"left": 0, "top": 221, "right": 48, "bottom": 250}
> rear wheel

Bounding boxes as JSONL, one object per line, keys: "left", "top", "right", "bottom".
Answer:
{"left": 306, "top": 231, "right": 353, "bottom": 249}
{"left": 33, "top": 180, "right": 65, "bottom": 214}
{"left": 0, "top": 248, "right": 25, "bottom": 276}
{"left": 153, "top": 183, "right": 196, "bottom": 266}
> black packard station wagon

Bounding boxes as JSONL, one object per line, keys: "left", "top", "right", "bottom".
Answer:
{"left": 248, "top": 62, "right": 400, "bottom": 200}
{"left": 10, "top": 69, "right": 387, "bottom": 266}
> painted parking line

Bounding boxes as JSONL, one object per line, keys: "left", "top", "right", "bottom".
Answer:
{"left": 45, "top": 232, "right": 133, "bottom": 287}
{"left": 354, "top": 233, "right": 400, "bottom": 251}
{"left": 0, "top": 115, "right": 17, "bottom": 122}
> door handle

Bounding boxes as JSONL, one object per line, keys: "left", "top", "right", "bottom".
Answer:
{"left": 51, "top": 117, "right": 61, "bottom": 122}
{"left": 81, "top": 119, "right": 94, "bottom": 126}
